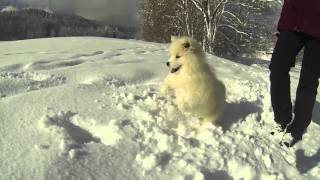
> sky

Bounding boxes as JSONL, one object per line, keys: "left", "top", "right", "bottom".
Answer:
{"left": 8, "top": 0, "right": 139, "bottom": 27}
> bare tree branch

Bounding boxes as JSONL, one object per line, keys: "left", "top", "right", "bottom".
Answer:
{"left": 218, "top": 24, "right": 249, "bottom": 36}
{"left": 223, "top": 10, "right": 244, "bottom": 25}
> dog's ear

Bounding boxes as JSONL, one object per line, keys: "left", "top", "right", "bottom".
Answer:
{"left": 171, "top": 36, "right": 177, "bottom": 42}
{"left": 183, "top": 41, "right": 191, "bottom": 49}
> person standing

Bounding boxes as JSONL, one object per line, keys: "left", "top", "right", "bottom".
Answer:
{"left": 270, "top": 0, "right": 320, "bottom": 147}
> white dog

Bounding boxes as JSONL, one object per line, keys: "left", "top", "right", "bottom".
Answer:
{"left": 161, "top": 36, "right": 226, "bottom": 125}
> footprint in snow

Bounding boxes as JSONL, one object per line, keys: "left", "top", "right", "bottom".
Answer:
{"left": 71, "top": 51, "right": 104, "bottom": 59}
{"left": 38, "top": 111, "right": 123, "bottom": 158}
{"left": 0, "top": 72, "right": 66, "bottom": 98}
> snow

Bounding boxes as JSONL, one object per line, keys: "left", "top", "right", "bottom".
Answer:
{"left": 0, "top": 6, "right": 19, "bottom": 12}
{"left": 0, "top": 37, "right": 319, "bottom": 180}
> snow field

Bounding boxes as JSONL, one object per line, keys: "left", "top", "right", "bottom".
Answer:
{"left": 0, "top": 37, "right": 319, "bottom": 180}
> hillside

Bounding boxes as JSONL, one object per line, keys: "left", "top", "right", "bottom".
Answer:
{"left": 0, "top": 8, "right": 135, "bottom": 41}
{"left": 0, "top": 37, "right": 319, "bottom": 180}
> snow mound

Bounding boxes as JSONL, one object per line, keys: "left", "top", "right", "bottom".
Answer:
{"left": 103, "top": 78, "right": 278, "bottom": 179}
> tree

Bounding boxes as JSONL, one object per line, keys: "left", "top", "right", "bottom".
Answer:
{"left": 140, "top": 0, "right": 176, "bottom": 42}
{"left": 188, "top": 0, "right": 228, "bottom": 52}
{"left": 140, "top": 0, "right": 229, "bottom": 52}
{"left": 140, "top": 0, "right": 281, "bottom": 56}
{"left": 214, "top": 0, "right": 282, "bottom": 56}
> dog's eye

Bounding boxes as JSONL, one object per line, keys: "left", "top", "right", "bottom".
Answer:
{"left": 176, "top": 55, "right": 181, "bottom": 59}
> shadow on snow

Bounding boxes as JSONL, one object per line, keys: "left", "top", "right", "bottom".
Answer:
{"left": 312, "top": 101, "right": 320, "bottom": 125}
{"left": 295, "top": 148, "right": 320, "bottom": 174}
{"left": 219, "top": 101, "right": 262, "bottom": 131}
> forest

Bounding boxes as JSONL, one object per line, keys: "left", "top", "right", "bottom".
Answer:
{"left": 0, "top": 8, "right": 135, "bottom": 41}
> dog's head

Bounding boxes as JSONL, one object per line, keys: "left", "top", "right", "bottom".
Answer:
{"left": 167, "top": 36, "right": 205, "bottom": 74}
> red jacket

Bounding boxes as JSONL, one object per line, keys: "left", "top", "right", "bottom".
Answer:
{"left": 278, "top": 0, "right": 320, "bottom": 38}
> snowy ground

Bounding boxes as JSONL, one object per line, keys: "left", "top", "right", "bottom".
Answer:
{"left": 0, "top": 37, "right": 319, "bottom": 180}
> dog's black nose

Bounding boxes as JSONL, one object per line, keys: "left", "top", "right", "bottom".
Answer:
{"left": 166, "top": 62, "right": 170, "bottom": 67}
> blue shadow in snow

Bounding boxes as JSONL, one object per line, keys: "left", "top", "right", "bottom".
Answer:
{"left": 219, "top": 101, "right": 262, "bottom": 131}
{"left": 201, "top": 168, "right": 233, "bottom": 180}
{"left": 296, "top": 149, "right": 320, "bottom": 174}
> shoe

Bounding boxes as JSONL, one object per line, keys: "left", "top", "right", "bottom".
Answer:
{"left": 282, "top": 132, "right": 302, "bottom": 147}
{"left": 285, "top": 123, "right": 293, "bottom": 133}
{"left": 270, "top": 122, "right": 288, "bottom": 135}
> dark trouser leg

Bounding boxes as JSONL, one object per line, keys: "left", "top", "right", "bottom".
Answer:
{"left": 288, "top": 36, "right": 320, "bottom": 137}
{"left": 269, "top": 31, "right": 305, "bottom": 126}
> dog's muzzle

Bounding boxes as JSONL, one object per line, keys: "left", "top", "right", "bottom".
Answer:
{"left": 171, "top": 65, "right": 182, "bottom": 73}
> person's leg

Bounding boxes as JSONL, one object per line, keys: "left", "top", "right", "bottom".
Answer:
{"left": 287, "top": 35, "right": 320, "bottom": 138}
{"left": 269, "top": 31, "right": 305, "bottom": 128}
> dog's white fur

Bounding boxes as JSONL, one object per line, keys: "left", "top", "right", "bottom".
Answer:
{"left": 161, "top": 36, "right": 226, "bottom": 124}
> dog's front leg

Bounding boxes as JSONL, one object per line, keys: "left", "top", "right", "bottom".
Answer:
{"left": 160, "top": 76, "right": 171, "bottom": 96}
{"left": 177, "top": 99, "right": 190, "bottom": 112}
{"left": 160, "top": 84, "right": 169, "bottom": 96}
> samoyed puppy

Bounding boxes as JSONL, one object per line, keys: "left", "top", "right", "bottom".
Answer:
{"left": 161, "top": 36, "right": 226, "bottom": 125}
